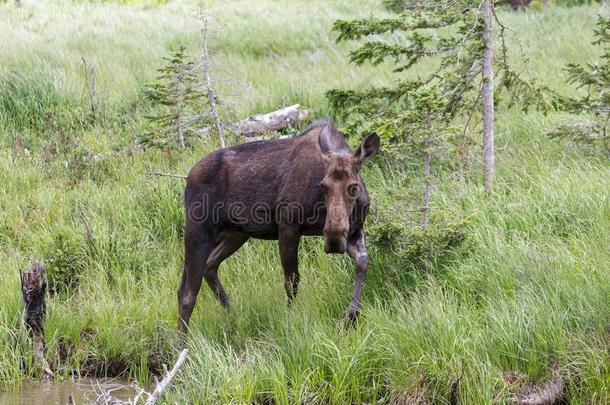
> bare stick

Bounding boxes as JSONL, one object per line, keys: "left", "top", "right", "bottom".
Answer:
{"left": 174, "top": 72, "right": 186, "bottom": 149}
{"left": 145, "top": 171, "right": 187, "bottom": 180}
{"left": 199, "top": 6, "right": 225, "bottom": 148}
{"left": 81, "top": 57, "right": 98, "bottom": 120}
{"left": 145, "top": 172, "right": 186, "bottom": 179}
{"left": 132, "top": 387, "right": 146, "bottom": 405}
{"left": 144, "top": 349, "right": 188, "bottom": 405}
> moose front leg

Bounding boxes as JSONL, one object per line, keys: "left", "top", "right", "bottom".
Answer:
{"left": 278, "top": 226, "right": 301, "bottom": 305}
{"left": 344, "top": 228, "right": 369, "bottom": 326}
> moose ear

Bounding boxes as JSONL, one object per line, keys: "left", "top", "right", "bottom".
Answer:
{"left": 355, "top": 132, "right": 380, "bottom": 162}
{"left": 318, "top": 124, "right": 334, "bottom": 155}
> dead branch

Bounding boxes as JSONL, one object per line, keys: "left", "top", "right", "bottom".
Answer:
{"left": 87, "top": 349, "right": 188, "bottom": 404}
{"left": 173, "top": 72, "right": 186, "bottom": 149}
{"left": 144, "top": 348, "right": 188, "bottom": 405}
{"left": 20, "top": 262, "right": 53, "bottom": 379}
{"left": 81, "top": 57, "right": 98, "bottom": 120}
{"left": 236, "top": 104, "right": 310, "bottom": 138}
{"left": 199, "top": 6, "right": 226, "bottom": 148}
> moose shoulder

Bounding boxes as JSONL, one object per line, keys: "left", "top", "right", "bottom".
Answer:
{"left": 178, "top": 119, "right": 380, "bottom": 332}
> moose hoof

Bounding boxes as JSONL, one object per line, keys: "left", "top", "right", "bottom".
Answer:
{"left": 343, "top": 308, "right": 359, "bottom": 328}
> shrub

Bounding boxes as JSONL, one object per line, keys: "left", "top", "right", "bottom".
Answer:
{"left": 368, "top": 205, "right": 473, "bottom": 273}
{"left": 44, "top": 229, "right": 88, "bottom": 294}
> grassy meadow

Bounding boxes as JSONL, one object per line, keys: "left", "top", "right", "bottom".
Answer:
{"left": 0, "top": 0, "right": 609, "bottom": 403}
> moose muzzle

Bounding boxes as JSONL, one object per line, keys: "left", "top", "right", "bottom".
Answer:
{"left": 324, "top": 230, "right": 348, "bottom": 254}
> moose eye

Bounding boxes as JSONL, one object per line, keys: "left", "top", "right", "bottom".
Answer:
{"left": 347, "top": 183, "right": 361, "bottom": 198}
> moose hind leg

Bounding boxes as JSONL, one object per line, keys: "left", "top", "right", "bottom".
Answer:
{"left": 178, "top": 226, "right": 215, "bottom": 333}
{"left": 203, "top": 231, "right": 248, "bottom": 309}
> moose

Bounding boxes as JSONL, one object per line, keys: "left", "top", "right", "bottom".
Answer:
{"left": 177, "top": 119, "right": 380, "bottom": 333}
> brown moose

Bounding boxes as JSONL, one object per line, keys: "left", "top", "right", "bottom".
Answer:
{"left": 177, "top": 119, "right": 380, "bottom": 333}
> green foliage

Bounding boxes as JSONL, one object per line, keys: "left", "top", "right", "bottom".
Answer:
{"left": 327, "top": 0, "right": 557, "bottom": 149}
{"left": 44, "top": 229, "right": 88, "bottom": 295}
{"left": 367, "top": 214, "right": 473, "bottom": 271}
{"left": 142, "top": 45, "right": 207, "bottom": 149}
{"left": 548, "top": 16, "right": 609, "bottom": 156}
{"left": 330, "top": 1, "right": 484, "bottom": 118}
{"left": 497, "top": 68, "right": 565, "bottom": 113}
{"left": 327, "top": 3, "right": 464, "bottom": 160}
{"left": 384, "top": 0, "right": 605, "bottom": 12}
{"left": 382, "top": 0, "right": 416, "bottom": 13}
{"left": 327, "top": 81, "right": 454, "bottom": 152}
{"left": 564, "top": 15, "right": 609, "bottom": 110}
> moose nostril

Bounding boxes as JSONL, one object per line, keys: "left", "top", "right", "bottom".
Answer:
{"left": 324, "top": 236, "right": 347, "bottom": 254}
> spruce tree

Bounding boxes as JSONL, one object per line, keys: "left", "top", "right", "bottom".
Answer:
{"left": 548, "top": 16, "right": 609, "bottom": 157}
{"left": 143, "top": 45, "right": 208, "bottom": 149}
{"left": 327, "top": 0, "right": 555, "bottom": 196}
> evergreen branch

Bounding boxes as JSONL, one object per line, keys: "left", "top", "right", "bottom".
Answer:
{"left": 333, "top": 11, "right": 461, "bottom": 42}
{"left": 348, "top": 38, "right": 434, "bottom": 67}
{"left": 498, "top": 68, "right": 565, "bottom": 113}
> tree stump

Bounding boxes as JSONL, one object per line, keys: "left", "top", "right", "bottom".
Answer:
{"left": 20, "top": 262, "right": 53, "bottom": 378}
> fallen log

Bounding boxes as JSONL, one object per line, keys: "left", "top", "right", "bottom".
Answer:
{"left": 507, "top": 374, "right": 565, "bottom": 405}
{"left": 235, "top": 104, "right": 309, "bottom": 138}
{"left": 20, "top": 262, "right": 53, "bottom": 378}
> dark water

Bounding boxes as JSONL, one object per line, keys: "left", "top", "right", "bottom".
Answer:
{"left": 0, "top": 378, "right": 137, "bottom": 405}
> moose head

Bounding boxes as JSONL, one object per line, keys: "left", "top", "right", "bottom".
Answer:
{"left": 318, "top": 125, "right": 380, "bottom": 254}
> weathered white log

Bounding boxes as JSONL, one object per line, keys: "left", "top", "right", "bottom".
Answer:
{"left": 236, "top": 104, "right": 309, "bottom": 138}
{"left": 144, "top": 349, "right": 188, "bottom": 405}
{"left": 508, "top": 375, "right": 565, "bottom": 405}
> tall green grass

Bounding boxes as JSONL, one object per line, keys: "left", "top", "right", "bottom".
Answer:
{"left": 0, "top": 0, "right": 608, "bottom": 403}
